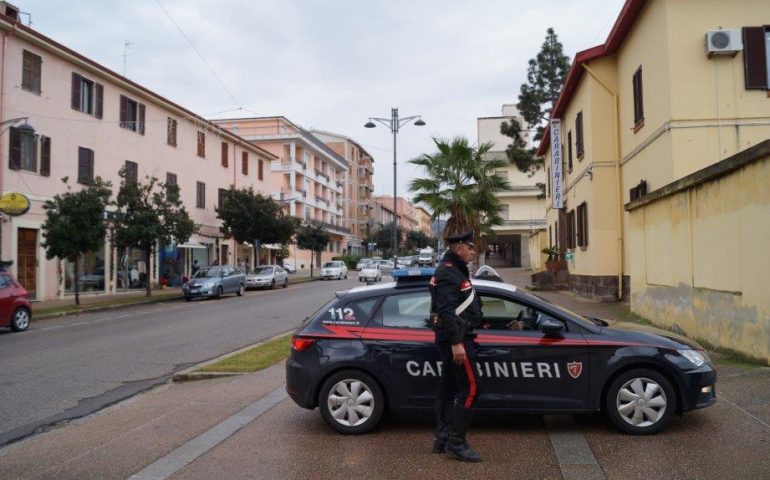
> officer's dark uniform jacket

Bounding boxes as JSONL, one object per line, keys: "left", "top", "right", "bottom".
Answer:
{"left": 430, "top": 250, "right": 483, "bottom": 344}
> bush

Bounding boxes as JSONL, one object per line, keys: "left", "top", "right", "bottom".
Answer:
{"left": 332, "top": 254, "right": 361, "bottom": 270}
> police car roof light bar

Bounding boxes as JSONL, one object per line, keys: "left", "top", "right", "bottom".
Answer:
{"left": 391, "top": 268, "right": 435, "bottom": 278}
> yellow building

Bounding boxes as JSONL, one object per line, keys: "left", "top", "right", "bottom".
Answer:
{"left": 537, "top": 0, "right": 770, "bottom": 362}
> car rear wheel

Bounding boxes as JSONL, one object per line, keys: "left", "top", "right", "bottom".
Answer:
{"left": 10, "top": 307, "right": 30, "bottom": 332}
{"left": 319, "top": 370, "right": 384, "bottom": 435}
{"left": 215, "top": 286, "right": 223, "bottom": 299}
{"left": 237, "top": 284, "right": 245, "bottom": 296}
{"left": 269, "top": 279, "right": 275, "bottom": 290}
{"left": 606, "top": 368, "right": 676, "bottom": 435}
{"left": 283, "top": 278, "right": 288, "bottom": 288}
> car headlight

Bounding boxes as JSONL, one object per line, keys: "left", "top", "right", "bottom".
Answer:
{"left": 678, "top": 349, "right": 707, "bottom": 367}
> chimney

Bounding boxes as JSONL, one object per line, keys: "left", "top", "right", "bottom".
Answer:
{"left": 0, "top": 2, "right": 19, "bottom": 21}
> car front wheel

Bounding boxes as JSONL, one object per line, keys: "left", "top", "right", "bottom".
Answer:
{"left": 283, "top": 278, "right": 288, "bottom": 288}
{"left": 237, "top": 284, "right": 245, "bottom": 296}
{"left": 319, "top": 370, "right": 384, "bottom": 435}
{"left": 215, "top": 286, "right": 223, "bottom": 299}
{"left": 606, "top": 368, "right": 676, "bottom": 435}
{"left": 10, "top": 307, "right": 30, "bottom": 332}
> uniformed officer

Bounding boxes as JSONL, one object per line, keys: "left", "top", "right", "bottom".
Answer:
{"left": 429, "top": 231, "right": 484, "bottom": 462}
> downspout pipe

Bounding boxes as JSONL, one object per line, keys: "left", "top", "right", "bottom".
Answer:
{"left": 581, "top": 63, "right": 624, "bottom": 300}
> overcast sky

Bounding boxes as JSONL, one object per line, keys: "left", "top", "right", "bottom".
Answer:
{"left": 22, "top": 0, "right": 625, "bottom": 199}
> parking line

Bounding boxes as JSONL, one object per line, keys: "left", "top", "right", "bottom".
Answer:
{"left": 126, "top": 386, "right": 287, "bottom": 480}
{"left": 718, "top": 394, "right": 770, "bottom": 429}
{"left": 543, "top": 415, "right": 606, "bottom": 480}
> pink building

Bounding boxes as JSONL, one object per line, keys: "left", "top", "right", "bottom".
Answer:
{"left": 212, "top": 117, "right": 350, "bottom": 269}
{"left": 0, "top": 11, "right": 275, "bottom": 300}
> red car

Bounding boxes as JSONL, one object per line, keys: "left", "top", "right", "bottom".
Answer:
{"left": 0, "top": 272, "right": 31, "bottom": 332}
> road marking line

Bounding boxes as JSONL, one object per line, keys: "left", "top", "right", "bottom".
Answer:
{"left": 718, "top": 394, "right": 770, "bottom": 429}
{"left": 543, "top": 415, "right": 606, "bottom": 480}
{"left": 126, "top": 386, "right": 287, "bottom": 480}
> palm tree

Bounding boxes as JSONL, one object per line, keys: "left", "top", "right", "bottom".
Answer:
{"left": 408, "top": 136, "right": 511, "bottom": 256}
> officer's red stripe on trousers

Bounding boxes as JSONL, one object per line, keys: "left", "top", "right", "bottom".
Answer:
{"left": 463, "top": 355, "right": 477, "bottom": 408}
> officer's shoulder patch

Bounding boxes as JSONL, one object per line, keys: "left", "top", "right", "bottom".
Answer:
{"left": 460, "top": 280, "right": 472, "bottom": 291}
{"left": 443, "top": 262, "right": 454, "bottom": 268}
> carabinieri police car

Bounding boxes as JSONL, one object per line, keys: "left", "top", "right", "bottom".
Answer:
{"left": 286, "top": 268, "right": 716, "bottom": 435}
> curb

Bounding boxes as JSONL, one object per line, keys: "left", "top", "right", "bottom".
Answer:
{"left": 33, "top": 294, "right": 183, "bottom": 321}
{"left": 171, "top": 330, "right": 295, "bottom": 382}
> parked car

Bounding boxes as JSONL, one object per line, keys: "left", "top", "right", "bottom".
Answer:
{"left": 320, "top": 261, "right": 348, "bottom": 280}
{"left": 372, "top": 259, "right": 395, "bottom": 275}
{"left": 182, "top": 266, "right": 245, "bottom": 301}
{"left": 78, "top": 267, "right": 105, "bottom": 291}
{"left": 246, "top": 265, "right": 288, "bottom": 290}
{"left": 282, "top": 261, "right": 297, "bottom": 274}
{"left": 358, "top": 262, "right": 382, "bottom": 282}
{"left": 0, "top": 272, "right": 31, "bottom": 332}
{"left": 355, "top": 258, "right": 371, "bottom": 271}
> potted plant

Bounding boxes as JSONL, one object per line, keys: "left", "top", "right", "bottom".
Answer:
{"left": 541, "top": 246, "right": 567, "bottom": 272}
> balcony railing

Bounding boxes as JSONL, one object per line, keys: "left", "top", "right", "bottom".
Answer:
{"left": 310, "top": 219, "right": 351, "bottom": 235}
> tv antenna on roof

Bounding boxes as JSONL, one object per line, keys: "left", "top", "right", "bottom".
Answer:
{"left": 123, "top": 41, "right": 134, "bottom": 77}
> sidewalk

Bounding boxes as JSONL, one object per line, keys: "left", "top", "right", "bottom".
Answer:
{"left": 31, "top": 270, "right": 320, "bottom": 320}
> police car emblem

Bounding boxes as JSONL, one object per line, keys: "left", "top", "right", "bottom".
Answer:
{"left": 567, "top": 361, "right": 583, "bottom": 379}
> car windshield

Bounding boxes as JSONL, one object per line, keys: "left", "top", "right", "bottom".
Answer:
{"left": 364, "top": 262, "right": 377, "bottom": 269}
{"left": 253, "top": 267, "right": 273, "bottom": 275}
{"left": 519, "top": 290, "right": 591, "bottom": 323}
{"left": 194, "top": 267, "right": 222, "bottom": 278}
{"left": 323, "top": 262, "right": 337, "bottom": 268}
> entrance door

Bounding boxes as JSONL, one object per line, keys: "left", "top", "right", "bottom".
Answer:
{"left": 221, "top": 244, "right": 229, "bottom": 265}
{"left": 17, "top": 228, "right": 37, "bottom": 299}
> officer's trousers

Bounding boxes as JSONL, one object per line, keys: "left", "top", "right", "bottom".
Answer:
{"left": 435, "top": 337, "right": 479, "bottom": 408}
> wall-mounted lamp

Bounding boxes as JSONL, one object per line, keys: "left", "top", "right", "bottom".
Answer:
{"left": 586, "top": 167, "right": 594, "bottom": 181}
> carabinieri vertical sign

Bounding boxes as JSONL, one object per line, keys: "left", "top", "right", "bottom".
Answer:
{"left": 550, "top": 119, "right": 563, "bottom": 209}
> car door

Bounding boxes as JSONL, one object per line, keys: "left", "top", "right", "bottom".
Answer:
{"left": 0, "top": 275, "right": 11, "bottom": 327}
{"left": 364, "top": 289, "right": 439, "bottom": 409}
{"left": 473, "top": 291, "right": 591, "bottom": 411}
{"left": 276, "top": 267, "right": 286, "bottom": 284}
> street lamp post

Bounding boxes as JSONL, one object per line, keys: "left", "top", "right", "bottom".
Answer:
{"left": 365, "top": 108, "right": 425, "bottom": 266}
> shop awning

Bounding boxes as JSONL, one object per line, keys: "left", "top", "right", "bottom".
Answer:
{"left": 177, "top": 240, "right": 207, "bottom": 249}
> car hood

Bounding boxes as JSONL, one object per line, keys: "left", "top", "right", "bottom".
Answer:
{"left": 600, "top": 320, "right": 703, "bottom": 350}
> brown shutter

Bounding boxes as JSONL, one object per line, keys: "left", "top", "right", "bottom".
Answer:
{"left": 119, "top": 95, "right": 128, "bottom": 126}
{"left": 242, "top": 151, "right": 248, "bottom": 175}
{"left": 576, "top": 112, "right": 584, "bottom": 157}
{"left": 94, "top": 83, "right": 103, "bottom": 119}
{"left": 71, "top": 72, "right": 82, "bottom": 110}
{"left": 138, "top": 103, "right": 146, "bottom": 135}
{"left": 743, "top": 27, "right": 768, "bottom": 90}
{"left": 89, "top": 149, "right": 95, "bottom": 180}
{"left": 8, "top": 127, "right": 21, "bottom": 170}
{"left": 221, "top": 142, "right": 228, "bottom": 167}
{"left": 40, "top": 136, "right": 51, "bottom": 177}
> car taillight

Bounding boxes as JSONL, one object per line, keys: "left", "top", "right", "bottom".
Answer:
{"left": 292, "top": 337, "right": 315, "bottom": 352}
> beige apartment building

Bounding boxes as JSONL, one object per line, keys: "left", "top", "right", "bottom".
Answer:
{"left": 414, "top": 206, "right": 433, "bottom": 237}
{"left": 213, "top": 117, "right": 349, "bottom": 269}
{"left": 310, "top": 130, "right": 375, "bottom": 256}
{"left": 478, "top": 104, "right": 546, "bottom": 268}
{"left": 536, "top": 0, "right": 770, "bottom": 362}
{"left": 0, "top": 8, "right": 275, "bottom": 301}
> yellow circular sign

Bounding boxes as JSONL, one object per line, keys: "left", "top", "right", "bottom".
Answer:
{"left": 0, "top": 192, "right": 31, "bottom": 216}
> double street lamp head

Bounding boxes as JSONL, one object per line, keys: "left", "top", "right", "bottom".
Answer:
{"left": 363, "top": 117, "right": 426, "bottom": 129}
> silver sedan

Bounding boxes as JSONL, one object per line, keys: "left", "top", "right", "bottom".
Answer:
{"left": 245, "top": 265, "right": 288, "bottom": 290}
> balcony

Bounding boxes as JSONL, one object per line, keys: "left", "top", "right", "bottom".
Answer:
{"left": 310, "top": 219, "right": 351, "bottom": 235}
{"left": 271, "top": 160, "right": 293, "bottom": 172}
{"left": 314, "top": 169, "right": 330, "bottom": 183}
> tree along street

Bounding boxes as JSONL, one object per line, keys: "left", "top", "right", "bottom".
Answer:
{"left": 0, "top": 277, "right": 357, "bottom": 447}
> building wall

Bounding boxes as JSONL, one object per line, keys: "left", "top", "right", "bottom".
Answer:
{"left": 0, "top": 30, "right": 273, "bottom": 299}
{"left": 628, "top": 148, "right": 770, "bottom": 364}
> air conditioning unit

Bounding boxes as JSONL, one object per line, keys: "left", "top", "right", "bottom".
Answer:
{"left": 705, "top": 29, "right": 742, "bottom": 57}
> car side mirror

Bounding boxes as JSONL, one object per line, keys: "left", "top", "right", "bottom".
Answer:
{"left": 539, "top": 318, "right": 564, "bottom": 337}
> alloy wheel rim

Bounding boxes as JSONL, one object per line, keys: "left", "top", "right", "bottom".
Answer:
{"left": 616, "top": 377, "right": 667, "bottom": 427}
{"left": 15, "top": 310, "right": 29, "bottom": 329}
{"left": 327, "top": 379, "right": 375, "bottom": 427}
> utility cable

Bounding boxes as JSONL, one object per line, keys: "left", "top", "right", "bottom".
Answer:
{"left": 154, "top": 0, "right": 242, "bottom": 109}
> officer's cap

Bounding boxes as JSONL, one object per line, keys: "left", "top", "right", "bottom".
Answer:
{"left": 446, "top": 231, "right": 475, "bottom": 247}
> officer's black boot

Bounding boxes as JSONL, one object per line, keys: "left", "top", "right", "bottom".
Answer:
{"left": 433, "top": 399, "right": 453, "bottom": 453}
{"left": 445, "top": 403, "right": 482, "bottom": 462}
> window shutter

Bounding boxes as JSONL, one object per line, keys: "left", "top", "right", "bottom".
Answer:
{"left": 221, "top": 142, "right": 228, "bottom": 167}
{"left": 242, "top": 151, "right": 248, "bottom": 175}
{"left": 138, "top": 103, "right": 146, "bottom": 135}
{"left": 40, "top": 136, "right": 51, "bottom": 177}
{"left": 8, "top": 127, "right": 21, "bottom": 170}
{"left": 576, "top": 112, "right": 584, "bottom": 157}
{"left": 94, "top": 83, "right": 103, "bottom": 119}
{"left": 743, "top": 27, "right": 768, "bottom": 90}
{"left": 258, "top": 159, "right": 263, "bottom": 180}
{"left": 119, "top": 95, "right": 128, "bottom": 125}
{"left": 71, "top": 72, "right": 82, "bottom": 110}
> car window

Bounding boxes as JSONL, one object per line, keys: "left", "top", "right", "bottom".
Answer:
{"left": 323, "top": 262, "right": 335, "bottom": 268}
{"left": 379, "top": 291, "right": 432, "bottom": 329}
{"left": 479, "top": 293, "right": 569, "bottom": 332}
{"left": 0, "top": 275, "right": 9, "bottom": 289}
{"left": 319, "top": 298, "right": 378, "bottom": 327}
